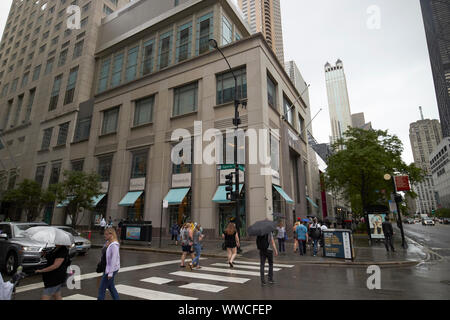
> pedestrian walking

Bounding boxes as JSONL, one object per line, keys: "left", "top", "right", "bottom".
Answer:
{"left": 296, "top": 221, "right": 308, "bottom": 256}
{"left": 35, "top": 245, "right": 70, "bottom": 300}
{"left": 180, "top": 223, "right": 195, "bottom": 269}
{"left": 107, "top": 216, "right": 113, "bottom": 228}
{"left": 382, "top": 216, "right": 395, "bottom": 252}
{"left": 222, "top": 222, "right": 240, "bottom": 268}
{"left": 117, "top": 219, "right": 124, "bottom": 244}
{"left": 191, "top": 224, "right": 205, "bottom": 269}
{"left": 97, "top": 227, "right": 120, "bottom": 300}
{"left": 256, "top": 230, "right": 278, "bottom": 286}
{"left": 276, "top": 223, "right": 286, "bottom": 253}
{"left": 170, "top": 222, "right": 180, "bottom": 245}
{"left": 309, "top": 218, "right": 322, "bottom": 257}
{"left": 100, "top": 217, "right": 106, "bottom": 235}
{"left": 292, "top": 219, "right": 301, "bottom": 253}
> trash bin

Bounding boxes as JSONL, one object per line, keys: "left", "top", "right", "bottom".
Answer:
{"left": 121, "top": 221, "right": 152, "bottom": 245}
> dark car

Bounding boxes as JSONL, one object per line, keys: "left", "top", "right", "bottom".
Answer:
{"left": 443, "top": 218, "right": 450, "bottom": 225}
{"left": 0, "top": 222, "right": 51, "bottom": 275}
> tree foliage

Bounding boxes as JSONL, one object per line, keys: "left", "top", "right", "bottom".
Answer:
{"left": 53, "top": 171, "right": 102, "bottom": 228}
{"left": 1, "top": 179, "right": 56, "bottom": 222}
{"left": 325, "top": 128, "right": 425, "bottom": 215}
{"left": 436, "top": 208, "right": 450, "bottom": 218}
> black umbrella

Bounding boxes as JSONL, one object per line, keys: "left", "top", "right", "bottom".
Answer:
{"left": 247, "top": 219, "right": 277, "bottom": 236}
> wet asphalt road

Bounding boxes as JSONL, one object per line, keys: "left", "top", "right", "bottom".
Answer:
{"left": 11, "top": 224, "right": 450, "bottom": 300}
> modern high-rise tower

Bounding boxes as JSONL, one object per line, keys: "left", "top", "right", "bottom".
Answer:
{"left": 420, "top": 0, "right": 450, "bottom": 138}
{"left": 325, "top": 59, "right": 353, "bottom": 146}
{"left": 237, "top": 0, "right": 284, "bottom": 64}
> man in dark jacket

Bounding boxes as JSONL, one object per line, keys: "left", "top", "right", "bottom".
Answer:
{"left": 382, "top": 216, "right": 395, "bottom": 252}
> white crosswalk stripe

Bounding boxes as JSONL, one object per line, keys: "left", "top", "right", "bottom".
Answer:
{"left": 116, "top": 284, "right": 198, "bottom": 300}
{"left": 191, "top": 266, "right": 264, "bottom": 276}
{"left": 211, "top": 263, "right": 281, "bottom": 271}
{"left": 179, "top": 283, "right": 228, "bottom": 293}
{"left": 170, "top": 271, "right": 250, "bottom": 284}
{"left": 64, "top": 294, "right": 97, "bottom": 300}
{"left": 232, "top": 260, "right": 294, "bottom": 268}
{"left": 141, "top": 277, "right": 173, "bottom": 285}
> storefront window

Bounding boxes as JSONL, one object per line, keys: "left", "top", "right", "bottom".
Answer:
{"left": 127, "top": 193, "right": 144, "bottom": 222}
{"left": 168, "top": 190, "right": 192, "bottom": 226}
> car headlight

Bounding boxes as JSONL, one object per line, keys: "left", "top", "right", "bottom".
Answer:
{"left": 22, "top": 246, "right": 42, "bottom": 252}
{"left": 85, "top": 241, "right": 91, "bottom": 245}
{"left": 70, "top": 243, "right": 76, "bottom": 248}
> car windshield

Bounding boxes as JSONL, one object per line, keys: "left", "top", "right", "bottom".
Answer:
{"left": 57, "top": 227, "right": 79, "bottom": 236}
{"left": 13, "top": 224, "right": 44, "bottom": 237}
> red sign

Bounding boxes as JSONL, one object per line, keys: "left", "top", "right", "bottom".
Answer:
{"left": 394, "top": 176, "right": 410, "bottom": 192}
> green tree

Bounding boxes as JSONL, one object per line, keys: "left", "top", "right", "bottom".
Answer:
{"left": 53, "top": 171, "right": 102, "bottom": 228}
{"left": 436, "top": 208, "right": 450, "bottom": 218}
{"left": 326, "top": 128, "right": 424, "bottom": 215}
{"left": 1, "top": 179, "right": 56, "bottom": 222}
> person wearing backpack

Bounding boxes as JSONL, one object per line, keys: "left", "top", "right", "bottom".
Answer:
{"left": 257, "top": 231, "right": 278, "bottom": 286}
{"left": 296, "top": 221, "right": 309, "bottom": 256}
{"left": 35, "top": 244, "right": 70, "bottom": 300}
{"left": 309, "top": 218, "right": 322, "bottom": 257}
{"left": 180, "top": 223, "right": 195, "bottom": 269}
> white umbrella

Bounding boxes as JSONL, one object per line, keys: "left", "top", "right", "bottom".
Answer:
{"left": 0, "top": 273, "right": 14, "bottom": 301}
{"left": 24, "top": 226, "right": 74, "bottom": 246}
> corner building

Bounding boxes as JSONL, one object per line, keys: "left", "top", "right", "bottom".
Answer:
{"left": 1, "top": 0, "right": 311, "bottom": 239}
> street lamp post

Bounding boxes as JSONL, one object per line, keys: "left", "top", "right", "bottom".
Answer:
{"left": 209, "top": 39, "right": 245, "bottom": 249}
{"left": 384, "top": 174, "right": 407, "bottom": 249}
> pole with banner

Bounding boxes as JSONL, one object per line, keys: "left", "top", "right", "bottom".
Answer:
{"left": 385, "top": 174, "right": 409, "bottom": 249}
{"left": 160, "top": 200, "right": 169, "bottom": 248}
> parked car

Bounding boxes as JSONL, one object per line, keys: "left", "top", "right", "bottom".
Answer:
{"left": 54, "top": 226, "right": 91, "bottom": 256}
{"left": 443, "top": 218, "right": 450, "bottom": 225}
{"left": 414, "top": 219, "right": 421, "bottom": 224}
{"left": 422, "top": 218, "right": 435, "bottom": 226}
{"left": 404, "top": 218, "right": 415, "bottom": 224}
{"left": 0, "top": 222, "right": 50, "bottom": 275}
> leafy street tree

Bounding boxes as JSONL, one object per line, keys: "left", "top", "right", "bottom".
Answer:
{"left": 326, "top": 127, "right": 425, "bottom": 217}
{"left": 1, "top": 179, "right": 56, "bottom": 222}
{"left": 436, "top": 208, "right": 450, "bottom": 218}
{"left": 53, "top": 170, "right": 102, "bottom": 228}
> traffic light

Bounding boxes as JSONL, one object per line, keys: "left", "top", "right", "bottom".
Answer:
{"left": 225, "top": 173, "right": 236, "bottom": 201}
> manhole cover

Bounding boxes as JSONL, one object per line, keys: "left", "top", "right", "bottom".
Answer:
{"left": 168, "top": 281, "right": 189, "bottom": 286}
{"left": 440, "top": 280, "right": 450, "bottom": 286}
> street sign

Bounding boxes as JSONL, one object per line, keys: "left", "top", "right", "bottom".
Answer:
{"left": 394, "top": 175, "right": 410, "bottom": 192}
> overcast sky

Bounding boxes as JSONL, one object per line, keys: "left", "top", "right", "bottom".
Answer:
{"left": 0, "top": 0, "right": 439, "bottom": 165}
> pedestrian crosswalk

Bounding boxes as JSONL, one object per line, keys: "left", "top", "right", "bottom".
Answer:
{"left": 59, "top": 258, "right": 295, "bottom": 300}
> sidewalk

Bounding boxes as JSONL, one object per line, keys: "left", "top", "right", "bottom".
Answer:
{"left": 83, "top": 230, "right": 428, "bottom": 267}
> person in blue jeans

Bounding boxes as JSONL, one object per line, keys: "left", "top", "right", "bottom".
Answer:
{"left": 190, "top": 224, "right": 205, "bottom": 269}
{"left": 309, "top": 218, "right": 322, "bottom": 257}
{"left": 98, "top": 227, "right": 120, "bottom": 300}
{"left": 296, "top": 221, "right": 309, "bottom": 256}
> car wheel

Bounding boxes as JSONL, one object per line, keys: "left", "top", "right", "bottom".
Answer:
{"left": 78, "top": 252, "right": 86, "bottom": 256}
{"left": 5, "top": 252, "right": 18, "bottom": 276}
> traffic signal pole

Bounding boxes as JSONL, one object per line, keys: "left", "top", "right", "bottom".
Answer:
{"left": 391, "top": 177, "right": 407, "bottom": 249}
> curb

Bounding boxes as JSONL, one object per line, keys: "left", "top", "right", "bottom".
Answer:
{"left": 91, "top": 244, "right": 422, "bottom": 268}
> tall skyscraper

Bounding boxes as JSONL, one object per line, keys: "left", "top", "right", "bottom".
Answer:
{"left": 420, "top": 0, "right": 450, "bottom": 138}
{"left": 237, "top": 0, "right": 284, "bottom": 64}
{"left": 325, "top": 59, "right": 353, "bottom": 146}
{"left": 409, "top": 113, "right": 443, "bottom": 215}
{"left": 351, "top": 112, "right": 372, "bottom": 130}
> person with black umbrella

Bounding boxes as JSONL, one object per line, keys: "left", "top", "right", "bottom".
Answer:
{"left": 248, "top": 219, "right": 278, "bottom": 286}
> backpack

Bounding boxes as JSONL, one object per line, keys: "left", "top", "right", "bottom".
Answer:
{"left": 310, "top": 225, "right": 322, "bottom": 240}
{"left": 256, "top": 234, "right": 270, "bottom": 250}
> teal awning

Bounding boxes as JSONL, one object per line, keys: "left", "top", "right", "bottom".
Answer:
{"left": 273, "top": 185, "right": 295, "bottom": 204}
{"left": 163, "top": 188, "right": 190, "bottom": 205}
{"left": 119, "top": 191, "right": 143, "bottom": 207}
{"left": 306, "top": 196, "right": 319, "bottom": 209}
{"left": 213, "top": 184, "right": 244, "bottom": 203}
{"left": 91, "top": 194, "right": 107, "bottom": 207}
{"left": 56, "top": 196, "right": 74, "bottom": 208}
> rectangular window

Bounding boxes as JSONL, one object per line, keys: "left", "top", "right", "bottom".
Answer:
{"left": 176, "top": 22, "right": 192, "bottom": 62}
{"left": 74, "top": 117, "right": 91, "bottom": 142}
{"left": 173, "top": 82, "right": 198, "bottom": 116}
{"left": 49, "top": 162, "right": 61, "bottom": 185}
{"left": 45, "top": 58, "right": 54, "bottom": 75}
{"left": 58, "top": 49, "right": 68, "bottom": 67}
{"left": 71, "top": 159, "right": 84, "bottom": 172}
{"left": 8, "top": 169, "right": 17, "bottom": 190}
{"left": 49, "top": 74, "right": 63, "bottom": 111}
{"left": 131, "top": 150, "right": 148, "bottom": 179}
{"left": 56, "top": 122, "right": 70, "bottom": 146}
{"left": 141, "top": 39, "right": 154, "bottom": 76}
{"left": 10, "top": 78, "right": 18, "bottom": 94}
{"left": 24, "top": 88, "right": 36, "bottom": 123}
{"left": 270, "top": 133, "right": 280, "bottom": 172}
{"left": 2, "top": 100, "right": 13, "bottom": 130}
{"left": 125, "top": 46, "right": 139, "bottom": 82}
{"left": 298, "top": 112, "right": 305, "bottom": 137}
{"left": 267, "top": 75, "right": 277, "bottom": 109}
{"left": 64, "top": 67, "right": 78, "bottom": 105}
{"left": 21, "top": 72, "right": 30, "bottom": 88}
{"left": 110, "top": 52, "right": 124, "bottom": 87}
{"left": 98, "top": 156, "right": 113, "bottom": 182}
{"left": 73, "top": 40, "right": 84, "bottom": 59}
{"left": 32, "top": 65, "right": 41, "bottom": 81}
{"left": 197, "top": 13, "right": 213, "bottom": 55}
{"left": 283, "top": 96, "right": 294, "bottom": 126}
{"left": 158, "top": 31, "right": 172, "bottom": 69}
{"left": 41, "top": 127, "right": 53, "bottom": 150}
{"left": 222, "top": 15, "right": 232, "bottom": 45}
{"left": 134, "top": 96, "right": 154, "bottom": 126}
{"left": 216, "top": 67, "right": 247, "bottom": 105}
{"left": 98, "top": 57, "right": 111, "bottom": 93}
{"left": 12, "top": 95, "right": 24, "bottom": 127}
{"left": 1, "top": 84, "right": 9, "bottom": 97}
{"left": 102, "top": 107, "right": 119, "bottom": 135}
{"left": 35, "top": 165, "right": 46, "bottom": 187}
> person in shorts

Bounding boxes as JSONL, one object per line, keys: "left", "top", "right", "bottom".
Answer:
{"left": 35, "top": 245, "right": 70, "bottom": 300}
{"left": 180, "top": 223, "right": 195, "bottom": 269}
